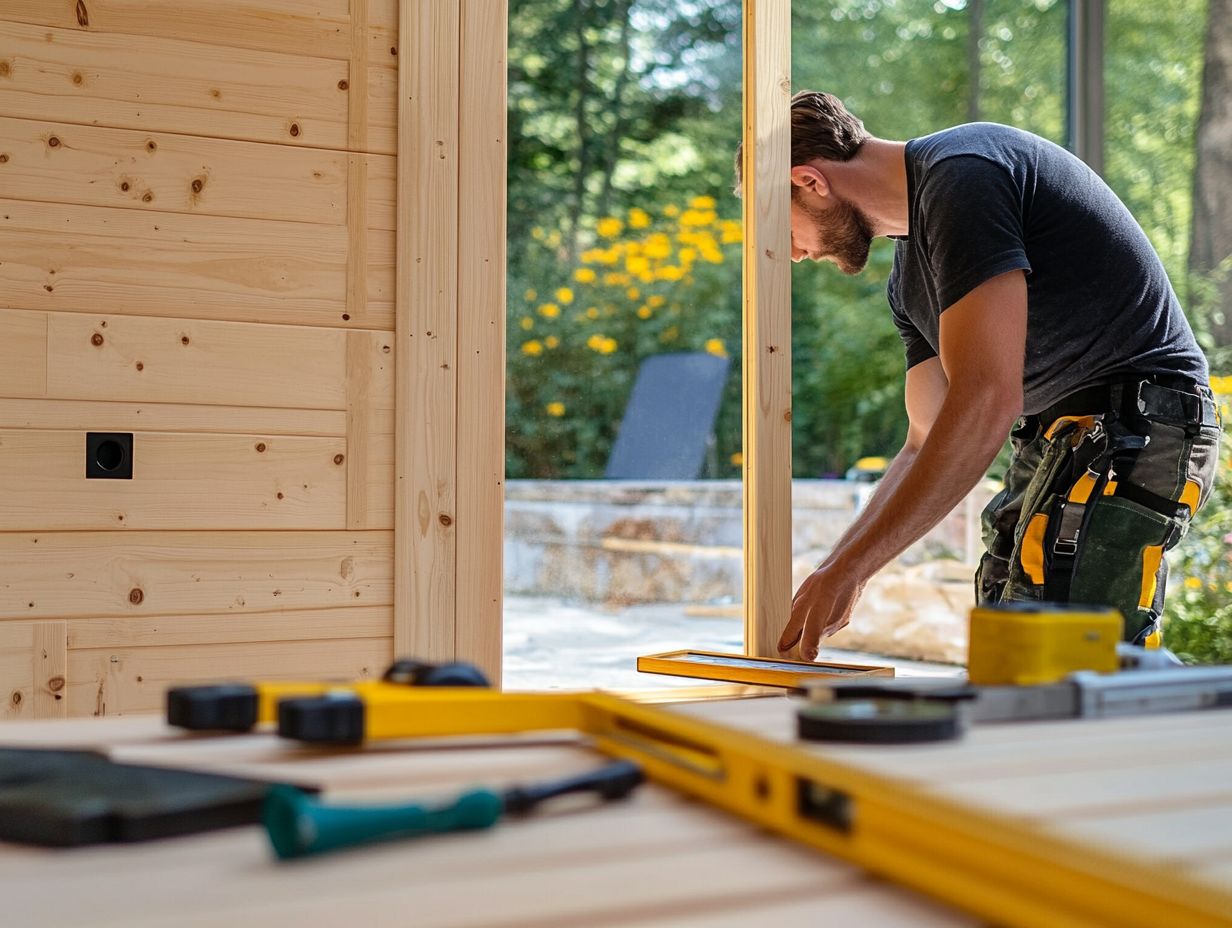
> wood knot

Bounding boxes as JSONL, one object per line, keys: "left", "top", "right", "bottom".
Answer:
{"left": 76, "top": 0, "right": 89, "bottom": 27}
{"left": 146, "top": 140, "right": 157, "bottom": 152}
{"left": 128, "top": 587, "right": 144, "bottom": 605}
{"left": 289, "top": 122, "right": 301, "bottom": 137}
{"left": 72, "top": 72, "right": 83, "bottom": 85}
{"left": 390, "top": 46, "right": 397, "bottom": 56}
{"left": 10, "top": 691, "right": 21, "bottom": 707}
{"left": 276, "top": 492, "right": 284, "bottom": 500}
{"left": 382, "top": 345, "right": 391, "bottom": 354}
{"left": 341, "top": 313, "right": 351, "bottom": 321}
{"left": 338, "top": 79, "right": 349, "bottom": 90}
{"left": 180, "top": 335, "right": 190, "bottom": 345}
{"left": 48, "top": 676, "right": 65, "bottom": 693}
{"left": 0, "top": 154, "right": 8, "bottom": 163}
{"left": 783, "top": 409, "right": 792, "bottom": 422}
{"left": 439, "top": 514, "right": 453, "bottom": 527}
{"left": 0, "top": 61, "right": 10, "bottom": 77}
{"left": 255, "top": 442, "right": 267, "bottom": 453}
{"left": 120, "top": 181, "right": 130, "bottom": 191}
{"left": 91, "top": 333, "right": 104, "bottom": 346}
{"left": 48, "top": 136, "right": 61, "bottom": 148}
{"left": 135, "top": 361, "right": 144, "bottom": 371}
{"left": 333, "top": 454, "right": 345, "bottom": 465}
{"left": 142, "top": 192, "right": 153, "bottom": 203}
{"left": 191, "top": 178, "right": 204, "bottom": 193}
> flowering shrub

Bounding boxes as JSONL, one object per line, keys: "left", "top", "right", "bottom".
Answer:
{"left": 506, "top": 198, "right": 743, "bottom": 478}
{"left": 1163, "top": 375, "right": 1232, "bottom": 662}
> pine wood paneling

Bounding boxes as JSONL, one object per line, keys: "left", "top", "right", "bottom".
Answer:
{"left": 0, "top": 398, "right": 346, "bottom": 436}
{"left": 0, "top": 199, "right": 394, "bottom": 329}
{"left": 346, "top": 330, "right": 395, "bottom": 530}
{"left": 1, "top": 1, "right": 356, "bottom": 59}
{"left": 0, "top": 309, "right": 47, "bottom": 398}
{"left": 66, "top": 636, "right": 392, "bottom": 716}
{"left": 44, "top": 312, "right": 347, "bottom": 409}
{"left": 0, "top": 430, "right": 348, "bottom": 531}
{"left": 66, "top": 605, "right": 392, "bottom": 649}
{"left": 32, "top": 621, "right": 68, "bottom": 718}
{"left": 0, "top": 622, "right": 35, "bottom": 719}
{"left": 0, "top": 21, "right": 350, "bottom": 150}
{"left": 0, "top": 530, "right": 393, "bottom": 620}
{"left": 0, "top": 118, "right": 396, "bottom": 228}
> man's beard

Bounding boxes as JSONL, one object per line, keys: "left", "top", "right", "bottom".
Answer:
{"left": 795, "top": 190, "right": 874, "bottom": 275}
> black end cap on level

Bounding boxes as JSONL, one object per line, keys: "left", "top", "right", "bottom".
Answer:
{"left": 797, "top": 699, "right": 961, "bottom": 745}
{"left": 382, "top": 658, "right": 491, "bottom": 688}
{"left": 278, "top": 694, "right": 365, "bottom": 745}
{"left": 166, "top": 685, "right": 260, "bottom": 731}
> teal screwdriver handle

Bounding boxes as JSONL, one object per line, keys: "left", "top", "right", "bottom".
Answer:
{"left": 262, "top": 785, "right": 504, "bottom": 860}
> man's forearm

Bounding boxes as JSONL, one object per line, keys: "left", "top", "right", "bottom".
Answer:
{"left": 822, "top": 391, "right": 1013, "bottom": 580}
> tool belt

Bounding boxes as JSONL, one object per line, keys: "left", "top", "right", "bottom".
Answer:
{"left": 1010, "top": 374, "right": 1219, "bottom": 642}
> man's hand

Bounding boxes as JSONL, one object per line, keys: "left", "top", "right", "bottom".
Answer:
{"left": 778, "top": 563, "right": 866, "bottom": 660}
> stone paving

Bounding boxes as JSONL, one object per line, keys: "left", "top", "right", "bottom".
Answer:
{"left": 503, "top": 594, "right": 964, "bottom": 690}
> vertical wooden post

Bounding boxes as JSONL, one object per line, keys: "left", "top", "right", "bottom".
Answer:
{"left": 396, "top": 0, "right": 461, "bottom": 662}
{"left": 456, "top": 0, "right": 508, "bottom": 684}
{"left": 395, "top": 0, "right": 506, "bottom": 677}
{"left": 741, "top": 0, "right": 793, "bottom": 658}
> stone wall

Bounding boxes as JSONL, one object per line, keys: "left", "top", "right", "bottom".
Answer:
{"left": 505, "top": 479, "right": 1001, "bottom": 663}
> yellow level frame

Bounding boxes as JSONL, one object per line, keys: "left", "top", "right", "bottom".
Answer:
{"left": 637, "top": 649, "right": 894, "bottom": 688}
{"left": 281, "top": 687, "right": 1231, "bottom": 928}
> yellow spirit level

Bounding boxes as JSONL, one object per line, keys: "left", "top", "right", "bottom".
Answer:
{"left": 273, "top": 686, "right": 1231, "bottom": 928}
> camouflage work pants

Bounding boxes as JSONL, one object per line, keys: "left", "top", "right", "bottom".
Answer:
{"left": 975, "top": 380, "right": 1221, "bottom": 645}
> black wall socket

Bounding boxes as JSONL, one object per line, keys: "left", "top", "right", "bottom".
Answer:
{"left": 86, "top": 433, "right": 134, "bottom": 479}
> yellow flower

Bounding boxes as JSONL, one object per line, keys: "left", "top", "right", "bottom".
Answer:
{"left": 637, "top": 306, "right": 652, "bottom": 320}
{"left": 586, "top": 334, "right": 617, "bottom": 354}
{"left": 730, "top": 452, "right": 743, "bottom": 467}
{"left": 655, "top": 265, "right": 685, "bottom": 281}
{"left": 720, "top": 220, "right": 742, "bottom": 244}
{"left": 680, "top": 208, "right": 717, "bottom": 228}
{"left": 628, "top": 207, "right": 651, "bottom": 229}
{"left": 626, "top": 287, "right": 641, "bottom": 301}
{"left": 521, "top": 340, "right": 544, "bottom": 356}
{"left": 539, "top": 303, "right": 560, "bottom": 318}
{"left": 574, "top": 267, "right": 597, "bottom": 284}
{"left": 689, "top": 195, "right": 717, "bottom": 209}
{"left": 705, "top": 338, "right": 727, "bottom": 358}
{"left": 597, "top": 217, "right": 623, "bottom": 238}
{"left": 545, "top": 335, "right": 560, "bottom": 348}
{"left": 546, "top": 401, "right": 565, "bottom": 417}
{"left": 1184, "top": 576, "right": 1202, "bottom": 590}
{"left": 531, "top": 227, "right": 545, "bottom": 241}
{"left": 663, "top": 204, "right": 680, "bottom": 217}
{"left": 555, "top": 287, "right": 574, "bottom": 305}
{"left": 678, "top": 247, "right": 697, "bottom": 265}
{"left": 520, "top": 316, "right": 534, "bottom": 330}
{"left": 647, "top": 295, "right": 666, "bottom": 308}
{"left": 626, "top": 255, "right": 651, "bottom": 276}
{"left": 701, "top": 247, "right": 724, "bottom": 265}
{"left": 604, "top": 272, "right": 629, "bottom": 286}
{"left": 644, "top": 234, "right": 672, "bottom": 259}
{"left": 586, "top": 307, "right": 600, "bottom": 320}
{"left": 596, "top": 248, "right": 620, "bottom": 266}
{"left": 524, "top": 288, "right": 538, "bottom": 301}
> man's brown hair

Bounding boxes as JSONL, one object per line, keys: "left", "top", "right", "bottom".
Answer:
{"left": 734, "top": 90, "right": 871, "bottom": 190}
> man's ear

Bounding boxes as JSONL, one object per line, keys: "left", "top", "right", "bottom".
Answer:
{"left": 790, "top": 163, "right": 830, "bottom": 198}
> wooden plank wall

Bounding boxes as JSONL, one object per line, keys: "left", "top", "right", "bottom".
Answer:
{"left": 0, "top": 0, "right": 405, "bottom": 716}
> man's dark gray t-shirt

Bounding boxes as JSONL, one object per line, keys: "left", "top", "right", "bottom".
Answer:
{"left": 887, "top": 123, "right": 1207, "bottom": 415}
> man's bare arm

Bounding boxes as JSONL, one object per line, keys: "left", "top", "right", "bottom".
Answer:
{"left": 780, "top": 269, "right": 1027, "bottom": 658}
